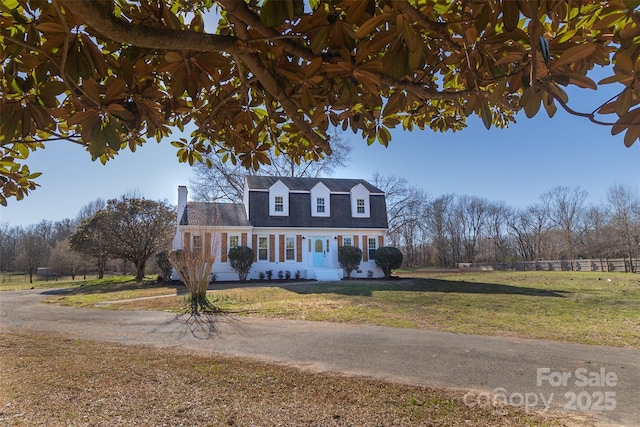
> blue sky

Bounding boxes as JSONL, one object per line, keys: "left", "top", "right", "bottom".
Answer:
{"left": 1, "top": 84, "right": 639, "bottom": 227}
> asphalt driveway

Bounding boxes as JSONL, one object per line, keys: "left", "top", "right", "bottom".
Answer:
{"left": 1, "top": 288, "right": 638, "bottom": 426}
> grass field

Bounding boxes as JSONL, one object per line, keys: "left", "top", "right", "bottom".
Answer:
{"left": 39, "top": 270, "right": 640, "bottom": 348}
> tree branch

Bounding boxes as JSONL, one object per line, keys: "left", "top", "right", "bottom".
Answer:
{"left": 217, "top": 0, "right": 316, "bottom": 61}
{"left": 238, "top": 52, "right": 332, "bottom": 155}
{"left": 60, "top": 0, "right": 240, "bottom": 54}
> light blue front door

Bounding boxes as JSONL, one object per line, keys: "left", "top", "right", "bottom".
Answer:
{"left": 312, "top": 237, "right": 326, "bottom": 267}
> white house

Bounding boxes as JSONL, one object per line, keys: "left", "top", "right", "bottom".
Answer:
{"left": 172, "top": 176, "right": 389, "bottom": 281}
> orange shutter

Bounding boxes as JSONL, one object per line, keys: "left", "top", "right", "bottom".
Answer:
{"left": 296, "top": 235, "right": 302, "bottom": 262}
{"left": 279, "top": 235, "right": 285, "bottom": 262}
{"left": 378, "top": 235, "right": 384, "bottom": 249}
{"left": 205, "top": 233, "right": 212, "bottom": 258}
{"left": 362, "top": 235, "right": 368, "bottom": 262}
{"left": 221, "top": 232, "right": 228, "bottom": 262}
{"left": 252, "top": 234, "right": 257, "bottom": 261}
{"left": 269, "top": 235, "right": 275, "bottom": 262}
{"left": 337, "top": 235, "right": 343, "bottom": 246}
{"left": 241, "top": 232, "right": 247, "bottom": 246}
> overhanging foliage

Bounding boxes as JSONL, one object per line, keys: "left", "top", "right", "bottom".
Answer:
{"left": 2, "top": 0, "right": 639, "bottom": 205}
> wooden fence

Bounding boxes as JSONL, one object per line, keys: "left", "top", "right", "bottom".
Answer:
{"left": 460, "top": 258, "right": 639, "bottom": 273}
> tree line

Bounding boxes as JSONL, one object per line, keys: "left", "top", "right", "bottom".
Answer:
{"left": 1, "top": 177, "right": 638, "bottom": 280}
{"left": 378, "top": 176, "right": 639, "bottom": 271}
{"left": 0, "top": 195, "right": 175, "bottom": 282}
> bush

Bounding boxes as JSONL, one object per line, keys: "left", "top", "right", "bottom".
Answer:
{"left": 373, "top": 247, "right": 403, "bottom": 278}
{"left": 227, "top": 246, "right": 255, "bottom": 282}
{"left": 338, "top": 245, "right": 362, "bottom": 278}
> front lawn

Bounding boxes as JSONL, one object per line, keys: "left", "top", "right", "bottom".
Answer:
{"left": 43, "top": 271, "right": 640, "bottom": 348}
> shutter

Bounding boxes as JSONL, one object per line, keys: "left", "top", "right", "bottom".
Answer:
{"left": 378, "top": 235, "right": 384, "bottom": 249}
{"left": 363, "top": 235, "right": 368, "bottom": 262}
{"left": 269, "top": 235, "right": 275, "bottom": 262}
{"left": 354, "top": 235, "right": 359, "bottom": 249}
{"left": 204, "top": 232, "right": 212, "bottom": 259}
{"left": 337, "top": 235, "right": 343, "bottom": 246}
{"left": 184, "top": 232, "right": 191, "bottom": 251}
{"left": 279, "top": 234, "right": 285, "bottom": 262}
{"left": 221, "top": 232, "right": 228, "bottom": 262}
{"left": 241, "top": 232, "right": 247, "bottom": 246}
{"left": 252, "top": 234, "right": 257, "bottom": 261}
{"left": 296, "top": 235, "right": 302, "bottom": 262}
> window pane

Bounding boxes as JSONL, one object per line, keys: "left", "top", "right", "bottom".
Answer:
{"left": 285, "top": 237, "right": 295, "bottom": 261}
{"left": 317, "top": 197, "right": 325, "bottom": 213}
{"left": 368, "top": 238, "right": 376, "bottom": 259}
{"left": 229, "top": 235, "right": 239, "bottom": 248}
{"left": 357, "top": 199, "right": 365, "bottom": 214}
{"left": 343, "top": 237, "right": 352, "bottom": 246}
{"left": 275, "top": 196, "right": 283, "bottom": 212}
{"left": 258, "top": 237, "right": 268, "bottom": 261}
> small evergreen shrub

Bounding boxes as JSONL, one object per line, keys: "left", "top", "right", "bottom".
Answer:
{"left": 228, "top": 246, "right": 255, "bottom": 282}
{"left": 338, "top": 245, "right": 362, "bottom": 278}
{"left": 373, "top": 246, "right": 403, "bottom": 278}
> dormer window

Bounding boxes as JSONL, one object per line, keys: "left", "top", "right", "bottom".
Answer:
{"left": 311, "top": 182, "right": 330, "bottom": 217}
{"left": 274, "top": 196, "right": 284, "bottom": 212}
{"left": 269, "top": 180, "right": 289, "bottom": 216}
{"left": 351, "top": 183, "right": 370, "bottom": 218}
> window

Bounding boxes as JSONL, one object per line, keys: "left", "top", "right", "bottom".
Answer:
{"left": 368, "top": 237, "right": 377, "bottom": 260}
{"left": 285, "top": 237, "right": 295, "bottom": 261}
{"left": 258, "top": 237, "right": 268, "bottom": 261}
{"left": 229, "top": 235, "right": 239, "bottom": 249}
{"left": 274, "top": 196, "right": 284, "bottom": 212}
{"left": 316, "top": 197, "right": 325, "bottom": 213}
{"left": 357, "top": 198, "right": 365, "bottom": 214}
{"left": 193, "top": 235, "right": 202, "bottom": 253}
{"left": 343, "top": 236, "right": 353, "bottom": 247}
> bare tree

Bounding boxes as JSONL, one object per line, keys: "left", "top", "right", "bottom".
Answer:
{"left": 190, "top": 130, "right": 351, "bottom": 203}
{"left": 49, "top": 239, "right": 85, "bottom": 280}
{"left": 541, "top": 186, "right": 589, "bottom": 270}
{"left": 507, "top": 204, "right": 552, "bottom": 261}
{"left": 455, "top": 195, "right": 491, "bottom": 263}
{"left": 371, "top": 173, "right": 430, "bottom": 266}
{"left": 607, "top": 184, "right": 640, "bottom": 272}
{"left": 171, "top": 207, "right": 221, "bottom": 314}
{"left": 15, "top": 225, "right": 47, "bottom": 283}
{"left": 582, "top": 206, "right": 615, "bottom": 271}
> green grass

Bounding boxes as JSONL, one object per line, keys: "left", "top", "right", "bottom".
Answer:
{"left": 42, "top": 270, "right": 640, "bottom": 348}
{"left": 0, "top": 273, "right": 138, "bottom": 291}
{"left": 40, "top": 276, "right": 181, "bottom": 308}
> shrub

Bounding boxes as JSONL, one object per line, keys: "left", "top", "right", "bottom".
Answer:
{"left": 338, "top": 245, "right": 362, "bottom": 278}
{"left": 266, "top": 270, "right": 273, "bottom": 280}
{"left": 285, "top": 270, "right": 291, "bottom": 280}
{"left": 277, "top": 270, "right": 284, "bottom": 280}
{"left": 227, "top": 246, "right": 255, "bottom": 282}
{"left": 155, "top": 250, "right": 173, "bottom": 282}
{"left": 259, "top": 271, "right": 265, "bottom": 281}
{"left": 373, "top": 246, "right": 403, "bottom": 278}
{"left": 295, "top": 270, "right": 301, "bottom": 280}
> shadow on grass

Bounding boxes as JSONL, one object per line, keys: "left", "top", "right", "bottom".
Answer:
{"left": 41, "top": 280, "right": 188, "bottom": 296}
{"left": 279, "top": 278, "right": 570, "bottom": 298}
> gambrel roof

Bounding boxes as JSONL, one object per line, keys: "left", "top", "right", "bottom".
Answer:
{"left": 245, "top": 176, "right": 385, "bottom": 194}
{"left": 179, "top": 176, "right": 388, "bottom": 230}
